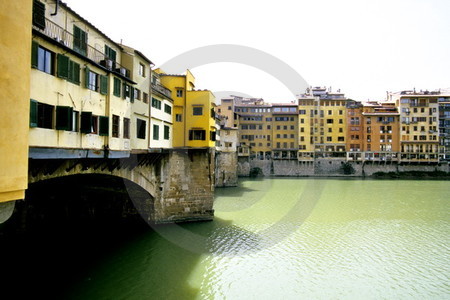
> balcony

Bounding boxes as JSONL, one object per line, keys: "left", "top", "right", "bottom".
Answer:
{"left": 33, "top": 18, "right": 130, "bottom": 78}
{"left": 151, "top": 83, "right": 172, "bottom": 99}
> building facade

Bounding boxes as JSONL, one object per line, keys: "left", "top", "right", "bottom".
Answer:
{"left": 29, "top": 0, "right": 140, "bottom": 159}
{"left": 389, "top": 91, "right": 440, "bottom": 163}
{"left": 157, "top": 69, "right": 217, "bottom": 148}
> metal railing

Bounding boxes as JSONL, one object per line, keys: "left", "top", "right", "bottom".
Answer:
{"left": 151, "top": 83, "right": 172, "bottom": 98}
{"left": 33, "top": 18, "right": 130, "bottom": 77}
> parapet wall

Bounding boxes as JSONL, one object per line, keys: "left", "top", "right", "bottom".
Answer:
{"left": 237, "top": 158, "right": 449, "bottom": 177}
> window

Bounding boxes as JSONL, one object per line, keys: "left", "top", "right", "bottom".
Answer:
{"left": 56, "top": 106, "right": 73, "bottom": 131}
{"left": 72, "top": 111, "right": 79, "bottom": 132}
{"left": 153, "top": 124, "right": 159, "bottom": 140}
{"left": 143, "top": 92, "right": 149, "bottom": 104}
{"left": 33, "top": 0, "right": 46, "bottom": 29}
{"left": 176, "top": 114, "right": 182, "bottom": 122}
{"left": 176, "top": 89, "right": 183, "bottom": 97}
{"left": 164, "top": 125, "right": 170, "bottom": 140}
{"left": 87, "top": 71, "right": 98, "bottom": 91}
{"left": 299, "top": 110, "right": 306, "bottom": 114}
{"left": 189, "top": 130, "right": 206, "bottom": 140}
{"left": 327, "top": 137, "right": 332, "bottom": 142}
{"left": 32, "top": 44, "right": 54, "bottom": 74}
{"left": 123, "top": 83, "right": 131, "bottom": 99}
{"left": 30, "top": 100, "right": 54, "bottom": 129}
{"left": 210, "top": 131, "right": 216, "bottom": 141}
{"left": 338, "top": 136, "right": 345, "bottom": 142}
{"left": 134, "top": 88, "right": 140, "bottom": 100}
{"left": 80, "top": 112, "right": 92, "bottom": 133}
{"left": 151, "top": 97, "right": 161, "bottom": 109}
{"left": 327, "top": 119, "right": 333, "bottom": 124}
{"left": 193, "top": 106, "right": 203, "bottom": 115}
{"left": 91, "top": 116, "right": 98, "bottom": 134}
{"left": 113, "top": 77, "right": 121, "bottom": 97}
{"left": 123, "top": 118, "right": 130, "bottom": 139}
{"left": 137, "top": 119, "right": 146, "bottom": 139}
{"left": 164, "top": 104, "right": 172, "bottom": 115}
{"left": 112, "top": 115, "right": 120, "bottom": 137}
{"left": 99, "top": 116, "right": 109, "bottom": 136}
{"left": 73, "top": 25, "right": 87, "bottom": 56}
{"left": 139, "top": 63, "right": 145, "bottom": 77}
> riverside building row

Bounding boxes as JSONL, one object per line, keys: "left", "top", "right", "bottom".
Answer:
{"left": 28, "top": 0, "right": 217, "bottom": 160}
{"left": 217, "top": 87, "right": 450, "bottom": 163}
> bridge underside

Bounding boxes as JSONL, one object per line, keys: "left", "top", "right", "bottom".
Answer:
{"left": 2, "top": 149, "right": 215, "bottom": 226}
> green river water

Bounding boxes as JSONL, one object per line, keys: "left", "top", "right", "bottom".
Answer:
{"left": 4, "top": 178, "right": 450, "bottom": 299}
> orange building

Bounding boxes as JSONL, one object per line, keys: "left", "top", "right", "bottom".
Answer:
{"left": 361, "top": 102, "right": 400, "bottom": 161}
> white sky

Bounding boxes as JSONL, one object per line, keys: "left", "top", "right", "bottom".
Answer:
{"left": 64, "top": 0, "right": 450, "bottom": 103}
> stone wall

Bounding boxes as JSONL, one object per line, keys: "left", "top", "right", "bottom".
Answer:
{"left": 158, "top": 149, "right": 215, "bottom": 223}
{"left": 237, "top": 157, "right": 251, "bottom": 176}
{"left": 237, "top": 157, "right": 450, "bottom": 177}
{"left": 215, "top": 152, "right": 238, "bottom": 187}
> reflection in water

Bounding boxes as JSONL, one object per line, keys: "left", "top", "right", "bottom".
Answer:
{"left": 3, "top": 178, "right": 450, "bottom": 299}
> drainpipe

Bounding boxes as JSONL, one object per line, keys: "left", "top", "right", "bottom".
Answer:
{"left": 51, "top": 0, "right": 59, "bottom": 16}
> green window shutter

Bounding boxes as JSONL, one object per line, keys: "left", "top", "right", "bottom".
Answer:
{"left": 33, "top": 0, "right": 46, "bottom": 29}
{"left": 130, "top": 86, "right": 135, "bottom": 103}
{"left": 57, "top": 54, "right": 69, "bottom": 79}
{"left": 84, "top": 66, "right": 90, "bottom": 89}
{"left": 73, "top": 61, "right": 80, "bottom": 85}
{"left": 122, "top": 82, "right": 127, "bottom": 99}
{"left": 110, "top": 49, "right": 116, "bottom": 62}
{"left": 74, "top": 25, "right": 87, "bottom": 56}
{"left": 99, "top": 116, "right": 109, "bottom": 136}
{"left": 80, "top": 112, "right": 92, "bottom": 133}
{"left": 73, "top": 25, "right": 80, "bottom": 53}
{"left": 100, "top": 75, "right": 108, "bottom": 95}
{"left": 31, "top": 41, "right": 38, "bottom": 68}
{"left": 164, "top": 125, "right": 170, "bottom": 140}
{"left": 56, "top": 106, "right": 73, "bottom": 131}
{"left": 113, "top": 77, "right": 121, "bottom": 97}
{"left": 30, "top": 99, "right": 38, "bottom": 127}
{"left": 68, "top": 60, "right": 73, "bottom": 82}
{"left": 81, "top": 30, "right": 87, "bottom": 56}
{"left": 104, "top": 45, "right": 110, "bottom": 59}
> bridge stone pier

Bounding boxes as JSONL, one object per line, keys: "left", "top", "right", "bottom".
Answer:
{"left": 26, "top": 149, "right": 215, "bottom": 224}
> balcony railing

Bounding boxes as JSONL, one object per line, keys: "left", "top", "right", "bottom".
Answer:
{"left": 33, "top": 18, "right": 130, "bottom": 78}
{"left": 151, "top": 83, "right": 172, "bottom": 99}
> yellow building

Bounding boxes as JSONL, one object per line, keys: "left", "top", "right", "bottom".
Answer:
{"left": 0, "top": 0, "right": 32, "bottom": 203}
{"left": 234, "top": 98, "right": 273, "bottom": 160}
{"left": 389, "top": 91, "right": 440, "bottom": 162}
{"left": 298, "top": 87, "right": 349, "bottom": 159}
{"left": 157, "top": 69, "right": 216, "bottom": 148}
{"left": 28, "top": 1, "right": 149, "bottom": 159}
{"left": 272, "top": 103, "right": 298, "bottom": 160}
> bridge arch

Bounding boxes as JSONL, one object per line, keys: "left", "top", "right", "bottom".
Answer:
{"left": 28, "top": 156, "right": 164, "bottom": 202}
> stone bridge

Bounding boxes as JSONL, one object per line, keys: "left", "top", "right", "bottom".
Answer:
{"left": 26, "top": 149, "right": 215, "bottom": 224}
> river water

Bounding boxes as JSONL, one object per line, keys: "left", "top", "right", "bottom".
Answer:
{"left": 4, "top": 178, "right": 450, "bottom": 299}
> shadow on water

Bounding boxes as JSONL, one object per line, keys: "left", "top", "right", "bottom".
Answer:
{"left": 0, "top": 176, "right": 264, "bottom": 300}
